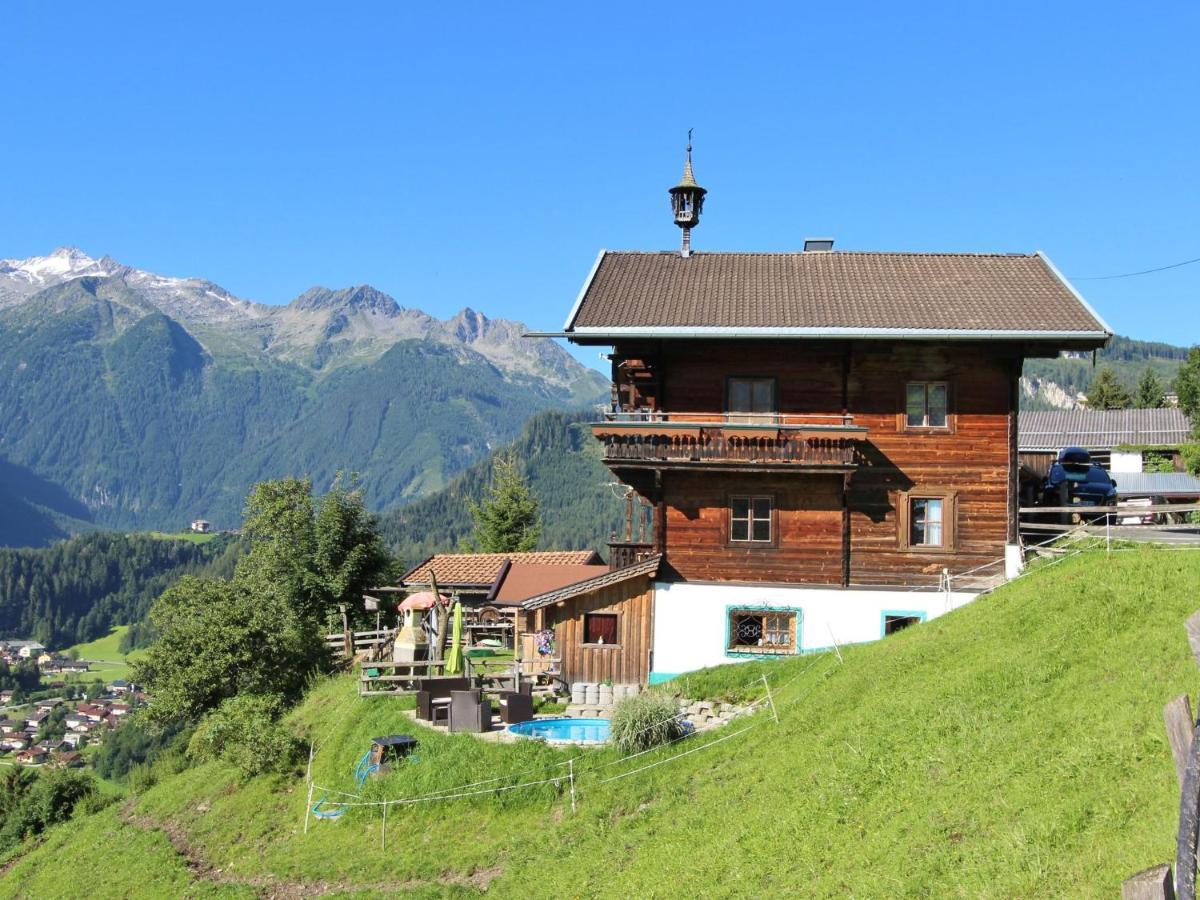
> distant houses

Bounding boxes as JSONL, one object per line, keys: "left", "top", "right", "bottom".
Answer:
{"left": 190, "top": 519, "right": 212, "bottom": 533}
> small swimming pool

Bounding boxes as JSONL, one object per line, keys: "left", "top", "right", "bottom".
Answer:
{"left": 507, "top": 717, "right": 611, "bottom": 744}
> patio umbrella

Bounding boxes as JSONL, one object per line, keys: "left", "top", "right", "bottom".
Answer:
{"left": 444, "top": 600, "right": 464, "bottom": 675}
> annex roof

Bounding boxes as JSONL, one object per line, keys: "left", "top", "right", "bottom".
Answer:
{"left": 1115, "top": 472, "right": 1200, "bottom": 499}
{"left": 1019, "top": 408, "right": 1193, "bottom": 451}
{"left": 554, "top": 250, "right": 1111, "bottom": 344}
{"left": 492, "top": 563, "right": 610, "bottom": 606}
{"left": 522, "top": 555, "right": 662, "bottom": 610}
{"left": 400, "top": 550, "right": 603, "bottom": 589}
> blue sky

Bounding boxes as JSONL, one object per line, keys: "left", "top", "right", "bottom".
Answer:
{"left": 3, "top": 2, "right": 1198, "bottom": 369}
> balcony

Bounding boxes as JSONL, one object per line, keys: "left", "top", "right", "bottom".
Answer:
{"left": 592, "top": 411, "right": 865, "bottom": 470}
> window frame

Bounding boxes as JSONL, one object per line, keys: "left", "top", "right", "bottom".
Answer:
{"left": 725, "top": 605, "right": 802, "bottom": 657}
{"left": 727, "top": 494, "right": 776, "bottom": 547}
{"left": 881, "top": 610, "right": 927, "bottom": 637}
{"left": 896, "top": 489, "right": 958, "bottom": 552}
{"left": 725, "top": 376, "right": 779, "bottom": 424}
{"left": 581, "top": 612, "right": 621, "bottom": 648}
{"left": 899, "top": 380, "right": 954, "bottom": 433}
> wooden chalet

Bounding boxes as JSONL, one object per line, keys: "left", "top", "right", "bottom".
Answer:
{"left": 532, "top": 141, "right": 1113, "bottom": 683}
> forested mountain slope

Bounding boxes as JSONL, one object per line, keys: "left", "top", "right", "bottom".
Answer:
{"left": 1022, "top": 334, "right": 1192, "bottom": 409}
{"left": 0, "top": 249, "right": 607, "bottom": 540}
{"left": 0, "top": 533, "right": 239, "bottom": 649}
{"left": 379, "top": 410, "right": 624, "bottom": 564}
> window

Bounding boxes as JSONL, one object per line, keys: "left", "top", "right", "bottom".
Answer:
{"left": 897, "top": 490, "right": 957, "bottom": 551}
{"left": 884, "top": 614, "right": 923, "bottom": 636}
{"left": 727, "top": 377, "right": 776, "bottom": 423}
{"left": 730, "top": 496, "right": 772, "bottom": 543}
{"left": 583, "top": 613, "right": 619, "bottom": 645}
{"left": 910, "top": 497, "right": 944, "bottom": 546}
{"left": 905, "top": 382, "right": 949, "bottom": 429}
{"left": 728, "top": 609, "right": 796, "bottom": 654}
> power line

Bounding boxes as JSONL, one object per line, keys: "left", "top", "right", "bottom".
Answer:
{"left": 1073, "top": 255, "right": 1200, "bottom": 281}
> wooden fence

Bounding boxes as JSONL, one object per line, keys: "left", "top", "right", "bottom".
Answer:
{"left": 1124, "top": 610, "right": 1200, "bottom": 899}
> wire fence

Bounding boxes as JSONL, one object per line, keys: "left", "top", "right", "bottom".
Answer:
{"left": 303, "top": 533, "right": 1193, "bottom": 837}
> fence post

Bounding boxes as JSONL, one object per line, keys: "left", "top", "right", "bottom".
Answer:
{"left": 761, "top": 674, "right": 779, "bottom": 724}
{"left": 1122, "top": 864, "right": 1176, "bottom": 900}
{"left": 303, "top": 780, "right": 314, "bottom": 835}
{"left": 568, "top": 758, "right": 577, "bottom": 813}
{"left": 943, "top": 568, "right": 952, "bottom": 611}
{"left": 1107, "top": 514, "right": 1112, "bottom": 557}
{"left": 381, "top": 802, "right": 388, "bottom": 850}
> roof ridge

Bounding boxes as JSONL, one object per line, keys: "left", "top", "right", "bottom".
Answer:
{"left": 600, "top": 249, "right": 1037, "bottom": 258}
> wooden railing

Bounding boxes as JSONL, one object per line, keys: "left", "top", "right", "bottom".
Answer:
{"left": 596, "top": 430, "right": 859, "bottom": 467}
{"left": 608, "top": 540, "right": 656, "bottom": 570}
{"left": 325, "top": 628, "right": 394, "bottom": 661}
{"left": 599, "top": 410, "right": 857, "bottom": 428}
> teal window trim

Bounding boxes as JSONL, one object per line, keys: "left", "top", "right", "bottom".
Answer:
{"left": 724, "top": 604, "right": 803, "bottom": 659}
{"left": 880, "top": 609, "right": 927, "bottom": 638}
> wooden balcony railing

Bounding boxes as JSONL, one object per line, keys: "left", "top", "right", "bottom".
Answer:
{"left": 607, "top": 540, "right": 656, "bottom": 570}
{"left": 592, "top": 412, "right": 864, "bottom": 469}
{"left": 597, "top": 431, "right": 858, "bottom": 467}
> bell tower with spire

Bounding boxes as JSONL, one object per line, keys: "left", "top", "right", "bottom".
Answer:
{"left": 668, "top": 130, "right": 706, "bottom": 257}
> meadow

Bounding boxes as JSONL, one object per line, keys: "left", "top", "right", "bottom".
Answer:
{"left": 4, "top": 546, "right": 1198, "bottom": 897}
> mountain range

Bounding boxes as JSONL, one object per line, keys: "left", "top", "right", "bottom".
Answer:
{"left": 0, "top": 248, "right": 607, "bottom": 541}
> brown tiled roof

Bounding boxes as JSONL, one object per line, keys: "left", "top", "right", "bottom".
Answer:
{"left": 522, "top": 555, "right": 662, "bottom": 610}
{"left": 399, "top": 551, "right": 602, "bottom": 588}
{"left": 565, "top": 251, "right": 1110, "bottom": 339}
{"left": 1018, "top": 408, "right": 1193, "bottom": 451}
{"left": 492, "top": 563, "right": 609, "bottom": 606}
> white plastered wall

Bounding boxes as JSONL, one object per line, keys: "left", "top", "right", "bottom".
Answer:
{"left": 650, "top": 580, "right": 979, "bottom": 680}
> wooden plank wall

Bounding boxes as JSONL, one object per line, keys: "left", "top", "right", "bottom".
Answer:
{"left": 663, "top": 472, "right": 844, "bottom": 584}
{"left": 546, "top": 575, "right": 653, "bottom": 685}
{"left": 616, "top": 340, "right": 1017, "bottom": 587}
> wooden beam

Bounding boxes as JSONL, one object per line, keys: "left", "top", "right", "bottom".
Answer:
{"left": 1166, "top": 694, "right": 1195, "bottom": 788}
{"left": 1186, "top": 612, "right": 1200, "bottom": 670}
{"left": 1123, "top": 864, "right": 1176, "bottom": 900}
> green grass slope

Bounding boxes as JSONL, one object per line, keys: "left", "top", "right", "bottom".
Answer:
{"left": 62, "top": 625, "right": 147, "bottom": 683}
{"left": 4, "top": 547, "right": 1199, "bottom": 898}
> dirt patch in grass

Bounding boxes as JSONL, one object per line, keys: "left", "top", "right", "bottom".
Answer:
{"left": 118, "top": 800, "right": 499, "bottom": 895}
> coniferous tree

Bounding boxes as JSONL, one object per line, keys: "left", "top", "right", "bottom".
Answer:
{"left": 1136, "top": 367, "right": 1165, "bottom": 408}
{"left": 468, "top": 453, "right": 542, "bottom": 553}
{"left": 1086, "top": 366, "right": 1133, "bottom": 410}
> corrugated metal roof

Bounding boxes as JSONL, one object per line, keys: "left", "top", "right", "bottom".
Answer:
{"left": 565, "top": 250, "right": 1110, "bottom": 340}
{"left": 522, "top": 555, "right": 662, "bottom": 610}
{"left": 1019, "top": 408, "right": 1192, "bottom": 450}
{"left": 1115, "top": 472, "right": 1200, "bottom": 498}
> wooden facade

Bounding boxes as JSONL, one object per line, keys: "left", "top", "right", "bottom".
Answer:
{"left": 603, "top": 340, "right": 1021, "bottom": 588}
{"left": 532, "top": 574, "right": 654, "bottom": 686}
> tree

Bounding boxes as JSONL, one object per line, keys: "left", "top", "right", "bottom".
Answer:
{"left": 238, "top": 474, "right": 395, "bottom": 628}
{"left": 1176, "top": 347, "right": 1200, "bottom": 434}
{"left": 1085, "top": 366, "right": 1132, "bottom": 410}
{"left": 131, "top": 577, "right": 321, "bottom": 727}
{"left": 1136, "top": 367, "right": 1165, "bottom": 408}
{"left": 468, "top": 453, "right": 542, "bottom": 553}
{"left": 133, "top": 476, "right": 395, "bottom": 727}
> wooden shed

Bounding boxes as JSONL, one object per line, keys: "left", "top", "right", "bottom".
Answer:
{"left": 521, "top": 555, "right": 662, "bottom": 687}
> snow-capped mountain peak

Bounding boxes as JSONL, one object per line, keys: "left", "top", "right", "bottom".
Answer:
{"left": 0, "top": 246, "right": 121, "bottom": 286}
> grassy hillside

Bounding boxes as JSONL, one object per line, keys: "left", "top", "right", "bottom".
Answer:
{"left": 4, "top": 547, "right": 1198, "bottom": 897}
{"left": 62, "top": 625, "right": 148, "bottom": 683}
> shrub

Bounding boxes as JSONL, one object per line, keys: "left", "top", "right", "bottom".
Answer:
{"left": 187, "top": 694, "right": 302, "bottom": 778}
{"left": 610, "top": 692, "right": 684, "bottom": 754}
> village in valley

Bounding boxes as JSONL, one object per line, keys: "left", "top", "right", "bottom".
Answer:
{"left": 4, "top": 5, "right": 1200, "bottom": 897}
